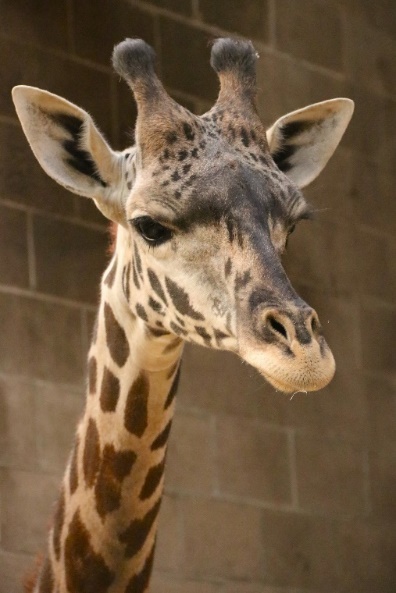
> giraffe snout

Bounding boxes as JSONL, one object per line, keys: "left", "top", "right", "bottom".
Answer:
{"left": 240, "top": 303, "right": 335, "bottom": 393}
{"left": 261, "top": 306, "right": 321, "bottom": 349}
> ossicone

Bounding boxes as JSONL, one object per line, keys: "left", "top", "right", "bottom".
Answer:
{"left": 210, "top": 38, "right": 258, "bottom": 77}
{"left": 112, "top": 38, "right": 157, "bottom": 83}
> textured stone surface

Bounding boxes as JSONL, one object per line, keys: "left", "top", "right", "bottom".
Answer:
{"left": 1, "top": 1, "right": 396, "bottom": 591}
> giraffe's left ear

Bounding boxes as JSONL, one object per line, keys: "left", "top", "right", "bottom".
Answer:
{"left": 266, "top": 98, "right": 354, "bottom": 188}
{"left": 12, "top": 85, "right": 127, "bottom": 224}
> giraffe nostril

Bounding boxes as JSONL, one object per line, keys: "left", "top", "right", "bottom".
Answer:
{"left": 268, "top": 315, "right": 288, "bottom": 340}
{"left": 310, "top": 314, "right": 320, "bottom": 335}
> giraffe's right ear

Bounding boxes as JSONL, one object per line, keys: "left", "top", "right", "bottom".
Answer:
{"left": 12, "top": 86, "right": 127, "bottom": 224}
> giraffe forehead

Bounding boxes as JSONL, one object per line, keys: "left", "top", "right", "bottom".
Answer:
{"left": 130, "top": 151, "right": 302, "bottom": 233}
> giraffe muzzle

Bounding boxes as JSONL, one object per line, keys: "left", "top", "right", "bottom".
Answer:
{"left": 241, "top": 304, "right": 336, "bottom": 393}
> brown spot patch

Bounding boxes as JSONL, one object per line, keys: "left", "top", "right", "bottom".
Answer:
{"left": 163, "top": 337, "right": 182, "bottom": 354}
{"left": 164, "top": 366, "right": 181, "bottom": 410}
{"left": 165, "top": 277, "right": 204, "bottom": 321}
{"left": 52, "top": 488, "right": 65, "bottom": 561}
{"left": 88, "top": 357, "right": 97, "bottom": 395}
{"left": 69, "top": 437, "right": 79, "bottom": 494}
{"left": 37, "top": 556, "right": 54, "bottom": 593}
{"left": 147, "top": 269, "right": 168, "bottom": 305}
{"left": 120, "top": 498, "right": 161, "bottom": 558}
{"left": 100, "top": 367, "right": 120, "bottom": 413}
{"left": 95, "top": 445, "right": 136, "bottom": 518}
{"left": 124, "top": 372, "right": 149, "bottom": 437}
{"left": 83, "top": 419, "right": 101, "bottom": 488}
{"left": 104, "top": 302, "right": 130, "bottom": 367}
{"left": 103, "top": 257, "right": 117, "bottom": 288}
{"left": 136, "top": 303, "right": 148, "bottom": 322}
{"left": 139, "top": 459, "right": 165, "bottom": 500}
{"left": 125, "top": 542, "right": 156, "bottom": 593}
{"left": 65, "top": 511, "right": 115, "bottom": 593}
{"left": 166, "top": 360, "right": 179, "bottom": 380}
{"left": 151, "top": 419, "right": 172, "bottom": 451}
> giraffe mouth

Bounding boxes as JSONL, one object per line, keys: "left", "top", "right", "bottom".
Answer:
{"left": 240, "top": 341, "right": 336, "bottom": 393}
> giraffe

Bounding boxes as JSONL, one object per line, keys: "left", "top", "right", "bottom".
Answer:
{"left": 12, "top": 38, "right": 353, "bottom": 593}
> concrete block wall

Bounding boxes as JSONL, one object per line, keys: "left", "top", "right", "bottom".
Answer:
{"left": 0, "top": 1, "right": 395, "bottom": 591}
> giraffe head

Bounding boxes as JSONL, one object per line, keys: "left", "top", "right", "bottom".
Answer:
{"left": 12, "top": 38, "right": 353, "bottom": 393}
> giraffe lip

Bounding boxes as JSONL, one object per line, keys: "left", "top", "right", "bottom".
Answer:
{"left": 240, "top": 342, "right": 336, "bottom": 393}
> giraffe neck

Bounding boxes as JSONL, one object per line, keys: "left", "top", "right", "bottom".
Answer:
{"left": 35, "top": 242, "right": 183, "bottom": 593}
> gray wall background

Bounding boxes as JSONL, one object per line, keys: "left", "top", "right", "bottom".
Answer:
{"left": 0, "top": 1, "right": 396, "bottom": 591}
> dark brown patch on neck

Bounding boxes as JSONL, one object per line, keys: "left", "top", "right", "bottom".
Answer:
{"left": 139, "top": 458, "right": 165, "bottom": 500}
{"left": 52, "top": 487, "right": 65, "bottom": 561}
{"left": 37, "top": 556, "right": 54, "bottom": 593}
{"left": 83, "top": 418, "right": 101, "bottom": 488}
{"left": 164, "top": 366, "right": 181, "bottom": 410}
{"left": 65, "top": 511, "right": 115, "bottom": 593}
{"left": 88, "top": 357, "right": 97, "bottom": 395}
{"left": 151, "top": 419, "right": 172, "bottom": 451}
{"left": 100, "top": 367, "right": 120, "bottom": 412}
{"left": 125, "top": 542, "right": 156, "bottom": 593}
{"left": 94, "top": 445, "right": 137, "bottom": 518}
{"left": 119, "top": 498, "right": 161, "bottom": 558}
{"left": 104, "top": 302, "right": 130, "bottom": 367}
{"left": 124, "top": 372, "right": 149, "bottom": 437}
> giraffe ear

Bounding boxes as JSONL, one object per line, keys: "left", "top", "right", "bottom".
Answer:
{"left": 266, "top": 98, "right": 354, "bottom": 188}
{"left": 12, "top": 85, "right": 127, "bottom": 224}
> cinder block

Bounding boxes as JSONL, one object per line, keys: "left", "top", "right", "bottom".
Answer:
{"left": 368, "top": 445, "right": 396, "bottom": 520}
{"left": 0, "top": 376, "right": 37, "bottom": 470}
{"left": 345, "top": 87, "right": 385, "bottom": 161}
{"left": 364, "top": 375, "right": 396, "bottom": 449}
{"left": 35, "top": 382, "right": 83, "bottom": 474}
{"left": 215, "top": 416, "right": 291, "bottom": 504}
{"left": 33, "top": 215, "right": 108, "bottom": 304}
{"left": 0, "top": 123, "right": 74, "bottom": 215}
{"left": 257, "top": 51, "right": 347, "bottom": 126}
{"left": 360, "top": 300, "right": 396, "bottom": 374}
{"left": 159, "top": 19, "right": 218, "bottom": 101}
{"left": 0, "top": 205, "right": 29, "bottom": 288}
{"left": 177, "top": 345, "right": 267, "bottom": 418}
{"left": 344, "top": 17, "right": 396, "bottom": 97}
{"left": 151, "top": 574, "right": 220, "bottom": 593}
{"left": 304, "top": 147, "right": 354, "bottom": 224}
{"left": 0, "top": 38, "right": 113, "bottom": 138}
{"left": 0, "top": 0, "right": 68, "bottom": 50}
{"left": 338, "top": 519, "right": 396, "bottom": 592}
{"left": 355, "top": 228, "right": 396, "bottom": 302}
{"left": 182, "top": 498, "right": 264, "bottom": 580}
{"left": 295, "top": 433, "right": 367, "bottom": 515}
{"left": 199, "top": 0, "right": 270, "bottom": 42}
{"left": 0, "top": 468, "right": 60, "bottom": 554}
{"left": 274, "top": 0, "right": 343, "bottom": 71}
{"left": 349, "top": 155, "right": 396, "bottom": 234}
{"left": 0, "top": 293, "right": 85, "bottom": 384}
{"left": 284, "top": 218, "right": 359, "bottom": 297}
{"left": 166, "top": 411, "right": 215, "bottom": 495}
{"left": 146, "top": 0, "right": 192, "bottom": 15}
{"left": 261, "top": 509, "right": 340, "bottom": 590}
{"left": 0, "top": 550, "right": 36, "bottom": 593}
{"left": 72, "top": 0, "right": 155, "bottom": 66}
{"left": 154, "top": 494, "right": 183, "bottom": 573}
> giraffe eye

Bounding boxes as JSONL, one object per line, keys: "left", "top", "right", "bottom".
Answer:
{"left": 289, "top": 224, "right": 296, "bottom": 235}
{"left": 131, "top": 216, "right": 173, "bottom": 246}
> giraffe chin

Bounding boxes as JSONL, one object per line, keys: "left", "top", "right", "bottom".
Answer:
{"left": 241, "top": 346, "right": 336, "bottom": 394}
